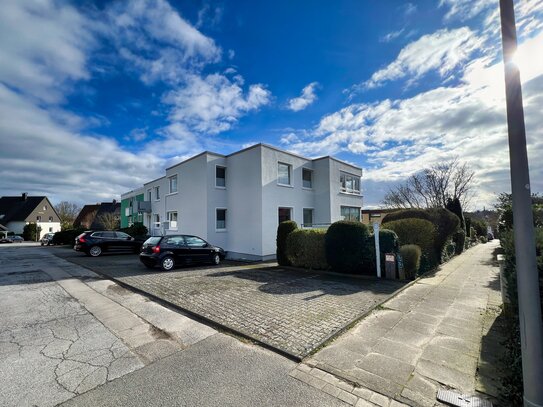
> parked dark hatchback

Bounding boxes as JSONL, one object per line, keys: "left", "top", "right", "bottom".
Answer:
{"left": 74, "top": 231, "right": 142, "bottom": 257}
{"left": 139, "top": 235, "right": 225, "bottom": 271}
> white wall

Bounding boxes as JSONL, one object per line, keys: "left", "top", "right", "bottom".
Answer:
{"left": 144, "top": 177, "right": 167, "bottom": 235}
{"left": 206, "top": 154, "right": 228, "bottom": 249}
{"left": 5, "top": 221, "right": 60, "bottom": 239}
{"left": 329, "top": 159, "right": 364, "bottom": 221}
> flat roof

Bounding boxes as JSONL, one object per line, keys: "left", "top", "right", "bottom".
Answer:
{"left": 165, "top": 151, "right": 225, "bottom": 171}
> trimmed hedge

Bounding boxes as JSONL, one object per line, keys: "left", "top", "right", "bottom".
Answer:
{"left": 453, "top": 229, "right": 466, "bottom": 254}
{"left": 382, "top": 208, "right": 459, "bottom": 262}
{"left": 276, "top": 221, "right": 298, "bottom": 266}
{"left": 119, "top": 222, "right": 148, "bottom": 238}
{"left": 286, "top": 229, "right": 328, "bottom": 270}
{"left": 400, "top": 244, "right": 421, "bottom": 279}
{"left": 325, "top": 221, "right": 370, "bottom": 274}
{"left": 382, "top": 218, "right": 436, "bottom": 272}
{"left": 52, "top": 228, "right": 85, "bottom": 245}
{"left": 378, "top": 229, "right": 399, "bottom": 253}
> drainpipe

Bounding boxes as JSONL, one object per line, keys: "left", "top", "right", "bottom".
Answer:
{"left": 499, "top": 1, "right": 543, "bottom": 406}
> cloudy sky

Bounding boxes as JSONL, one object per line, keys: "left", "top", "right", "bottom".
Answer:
{"left": 0, "top": 0, "right": 542, "bottom": 209}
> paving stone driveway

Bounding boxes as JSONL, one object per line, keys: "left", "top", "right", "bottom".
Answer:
{"left": 53, "top": 249, "right": 405, "bottom": 359}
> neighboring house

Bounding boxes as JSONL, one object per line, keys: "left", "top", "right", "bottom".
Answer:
{"left": 120, "top": 188, "right": 145, "bottom": 228}
{"left": 74, "top": 201, "right": 120, "bottom": 229}
{"left": 0, "top": 193, "right": 61, "bottom": 239}
{"left": 121, "top": 143, "right": 363, "bottom": 261}
{"left": 361, "top": 208, "right": 399, "bottom": 226}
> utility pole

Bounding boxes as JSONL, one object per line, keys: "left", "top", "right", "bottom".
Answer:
{"left": 499, "top": 1, "right": 543, "bottom": 406}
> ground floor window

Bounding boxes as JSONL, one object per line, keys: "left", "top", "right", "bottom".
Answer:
{"left": 216, "top": 209, "right": 226, "bottom": 230}
{"left": 340, "top": 206, "right": 361, "bottom": 222}
{"left": 303, "top": 208, "right": 313, "bottom": 227}
{"left": 278, "top": 207, "right": 292, "bottom": 224}
{"left": 167, "top": 211, "right": 178, "bottom": 229}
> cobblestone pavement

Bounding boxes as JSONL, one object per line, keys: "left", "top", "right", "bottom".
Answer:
{"left": 53, "top": 249, "right": 405, "bottom": 359}
{"left": 299, "top": 241, "right": 503, "bottom": 407}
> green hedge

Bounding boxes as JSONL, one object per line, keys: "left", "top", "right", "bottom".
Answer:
{"left": 286, "top": 229, "right": 328, "bottom": 270}
{"left": 400, "top": 244, "right": 421, "bottom": 279}
{"left": 52, "top": 228, "right": 85, "bottom": 245}
{"left": 382, "top": 218, "right": 436, "bottom": 272}
{"left": 325, "top": 221, "right": 371, "bottom": 274}
{"left": 276, "top": 221, "right": 298, "bottom": 266}
{"left": 119, "top": 222, "right": 149, "bottom": 241}
{"left": 453, "top": 229, "right": 466, "bottom": 254}
{"left": 382, "top": 208, "right": 459, "bottom": 262}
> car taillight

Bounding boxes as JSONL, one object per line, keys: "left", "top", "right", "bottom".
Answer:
{"left": 153, "top": 246, "right": 160, "bottom": 254}
{"left": 79, "top": 237, "right": 86, "bottom": 243}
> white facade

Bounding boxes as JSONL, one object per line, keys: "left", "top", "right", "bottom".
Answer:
{"left": 122, "top": 144, "right": 363, "bottom": 260}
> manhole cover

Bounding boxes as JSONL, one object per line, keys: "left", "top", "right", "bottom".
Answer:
{"left": 437, "top": 389, "right": 493, "bottom": 407}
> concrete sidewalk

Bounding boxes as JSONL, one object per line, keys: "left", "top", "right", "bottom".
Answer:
{"left": 290, "top": 241, "right": 503, "bottom": 407}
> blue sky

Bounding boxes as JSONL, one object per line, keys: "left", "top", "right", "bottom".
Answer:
{"left": 1, "top": 0, "right": 542, "bottom": 209}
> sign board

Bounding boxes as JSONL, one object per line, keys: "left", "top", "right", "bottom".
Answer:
{"left": 385, "top": 253, "right": 396, "bottom": 279}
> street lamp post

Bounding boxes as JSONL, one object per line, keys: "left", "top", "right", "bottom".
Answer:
{"left": 499, "top": 1, "right": 543, "bottom": 406}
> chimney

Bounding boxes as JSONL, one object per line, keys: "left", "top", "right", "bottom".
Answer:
{"left": 21, "top": 192, "right": 28, "bottom": 201}
{"left": 112, "top": 199, "right": 117, "bottom": 205}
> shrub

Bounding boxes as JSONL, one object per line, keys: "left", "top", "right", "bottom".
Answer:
{"left": 382, "top": 208, "right": 459, "bottom": 262}
{"left": 465, "top": 217, "right": 472, "bottom": 237}
{"left": 400, "top": 244, "right": 421, "bottom": 279}
{"left": 378, "top": 229, "right": 399, "bottom": 253}
{"left": 325, "top": 221, "right": 370, "bottom": 274}
{"left": 286, "top": 229, "right": 328, "bottom": 270}
{"left": 23, "top": 224, "right": 41, "bottom": 241}
{"left": 119, "top": 222, "right": 148, "bottom": 240}
{"left": 52, "top": 228, "right": 85, "bottom": 245}
{"left": 446, "top": 197, "right": 465, "bottom": 231}
{"left": 452, "top": 229, "right": 466, "bottom": 254}
{"left": 382, "top": 218, "right": 436, "bottom": 272}
{"left": 276, "top": 221, "right": 298, "bottom": 266}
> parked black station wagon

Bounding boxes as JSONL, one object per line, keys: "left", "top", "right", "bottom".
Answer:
{"left": 139, "top": 235, "right": 225, "bottom": 271}
{"left": 74, "top": 231, "right": 143, "bottom": 257}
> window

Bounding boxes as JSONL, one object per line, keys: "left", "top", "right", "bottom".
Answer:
{"left": 36, "top": 216, "right": 41, "bottom": 221}
{"left": 43, "top": 205, "right": 47, "bottom": 211}
{"left": 340, "top": 172, "right": 360, "bottom": 194}
{"left": 102, "top": 231, "right": 116, "bottom": 238}
{"left": 169, "top": 175, "right": 177, "bottom": 193}
{"left": 49, "top": 227, "right": 53, "bottom": 232}
{"left": 154, "top": 186, "right": 160, "bottom": 200}
{"left": 48, "top": 216, "right": 53, "bottom": 222}
{"left": 216, "top": 209, "right": 226, "bottom": 230}
{"left": 154, "top": 214, "right": 160, "bottom": 223}
{"left": 167, "top": 211, "right": 178, "bottom": 229}
{"left": 278, "top": 162, "right": 291, "bottom": 185}
{"left": 116, "top": 232, "right": 130, "bottom": 239}
{"left": 216, "top": 166, "right": 226, "bottom": 188}
{"left": 278, "top": 207, "right": 292, "bottom": 223}
{"left": 147, "top": 189, "right": 152, "bottom": 201}
{"left": 164, "top": 236, "right": 185, "bottom": 246}
{"left": 185, "top": 236, "right": 207, "bottom": 247}
{"left": 302, "top": 168, "right": 313, "bottom": 189}
{"left": 341, "top": 206, "right": 361, "bottom": 222}
{"left": 303, "top": 208, "right": 313, "bottom": 226}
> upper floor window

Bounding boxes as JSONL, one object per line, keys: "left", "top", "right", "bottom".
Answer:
{"left": 36, "top": 216, "right": 41, "bottom": 221}
{"left": 43, "top": 205, "right": 47, "bottom": 211}
{"left": 340, "top": 172, "right": 360, "bottom": 194}
{"left": 154, "top": 186, "right": 160, "bottom": 200}
{"left": 216, "top": 166, "right": 226, "bottom": 188}
{"left": 302, "top": 168, "right": 313, "bottom": 189}
{"left": 147, "top": 189, "right": 152, "bottom": 201}
{"left": 169, "top": 175, "right": 178, "bottom": 193}
{"left": 278, "top": 162, "right": 292, "bottom": 186}
{"left": 48, "top": 216, "right": 53, "bottom": 222}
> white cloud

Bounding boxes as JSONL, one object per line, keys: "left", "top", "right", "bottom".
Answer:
{"left": 380, "top": 29, "right": 405, "bottom": 43}
{"left": 403, "top": 3, "right": 417, "bottom": 16}
{"left": 363, "top": 28, "right": 482, "bottom": 89}
{"left": 439, "top": 0, "right": 494, "bottom": 21}
{"left": 287, "top": 82, "right": 320, "bottom": 111}
{"left": 164, "top": 74, "right": 271, "bottom": 134}
{"left": 0, "top": 0, "right": 95, "bottom": 103}
{"left": 287, "top": 28, "right": 543, "bottom": 208}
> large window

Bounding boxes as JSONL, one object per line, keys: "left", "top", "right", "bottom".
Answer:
{"left": 303, "top": 208, "right": 313, "bottom": 226}
{"left": 167, "top": 211, "right": 177, "bottom": 229}
{"left": 169, "top": 175, "right": 177, "bottom": 193}
{"left": 216, "top": 166, "right": 226, "bottom": 188}
{"left": 216, "top": 208, "right": 226, "bottom": 230}
{"left": 147, "top": 189, "right": 152, "bottom": 201}
{"left": 278, "top": 207, "right": 292, "bottom": 223}
{"left": 302, "top": 168, "right": 313, "bottom": 189}
{"left": 278, "top": 162, "right": 292, "bottom": 186}
{"left": 154, "top": 186, "right": 160, "bottom": 200}
{"left": 341, "top": 206, "right": 361, "bottom": 222}
{"left": 340, "top": 172, "right": 361, "bottom": 194}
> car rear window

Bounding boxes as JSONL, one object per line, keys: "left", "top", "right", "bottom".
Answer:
{"left": 144, "top": 237, "right": 162, "bottom": 245}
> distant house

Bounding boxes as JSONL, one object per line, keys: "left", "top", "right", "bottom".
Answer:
{"left": 361, "top": 208, "right": 399, "bottom": 226}
{"left": 0, "top": 193, "right": 61, "bottom": 239}
{"left": 74, "top": 201, "right": 120, "bottom": 229}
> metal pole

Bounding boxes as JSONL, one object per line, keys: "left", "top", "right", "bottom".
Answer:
{"left": 373, "top": 223, "right": 381, "bottom": 278}
{"left": 499, "top": 1, "right": 543, "bottom": 406}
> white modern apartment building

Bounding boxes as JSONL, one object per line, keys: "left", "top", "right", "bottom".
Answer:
{"left": 121, "top": 143, "right": 363, "bottom": 260}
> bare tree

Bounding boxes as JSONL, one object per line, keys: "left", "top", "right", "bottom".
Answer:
{"left": 382, "top": 158, "right": 475, "bottom": 209}
{"left": 97, "top": 212, "right": 120, "bottom": 230}
{"left": 54, "top": 201, "right": 82, "bottom": 230}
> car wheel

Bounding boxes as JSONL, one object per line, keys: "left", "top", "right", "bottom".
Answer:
{"left": 160, "top": 256, "right": 175, "bottom": 271}
{"left": 89, "top": 245, "right": 102, "bottom": 257}
{"left": 40, "top": 242, "right": 44, "bottom": 246}
{"left": 212, "top": 253, "right": 220, "bottom": 265}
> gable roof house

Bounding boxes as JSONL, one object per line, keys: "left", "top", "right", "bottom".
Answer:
{"left": 73, "top": 201, "right": 120, "bottom": 230}
{"left": 0, "top": 193, "right": 61, "bottom": 239}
